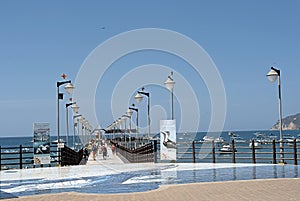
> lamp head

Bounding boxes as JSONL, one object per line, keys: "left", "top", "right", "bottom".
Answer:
{"left": 164, "top": 76, "right": 175, "bottom": 91}
{"left": 266, "top": 67, "right": 280, "bottom": 83}
{"left": 134, "top": 92, "right": 143, "bottom": 103}
{"left": 64, "top": 83, "right": 75, "bottom": 94}
{"left": 126, "top": 108, "right": 133, "bottom": 117}
{"left": 71, "top": 103, "right": 80, "bottom": 113}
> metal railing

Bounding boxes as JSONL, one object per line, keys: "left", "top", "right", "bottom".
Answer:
{"left": 176, "top": 139, "right": 299, "bottom": 164}
{"left": 112, "top": 140, "right": 157, "bottom": 163}
{"left": 1, "top": 145, "right": 83, "bottom": 170}
{"left": 2, "top": 139, "right": 299, "bottom": 170}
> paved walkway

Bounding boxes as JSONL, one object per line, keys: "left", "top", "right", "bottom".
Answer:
{"left": 86, "top": 144, "right": 124, "bottom": 165}
{"left": 3, "top": 178, "right": 300, "bottom": 201}
{"left": 2, "top": 145, "right": 300, "bottom": 200}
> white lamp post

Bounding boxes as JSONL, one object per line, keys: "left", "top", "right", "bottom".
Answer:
{"left": 57, "top": 80, "right": 74, "bottom": 143}
{"left": 164, "top": 72, "right": 176, "bottom": 120}
{"left": 125, "top": 111, "right": 133, "bottom": 147}
{"left": 266, "top": 67, "right": 284, "bottom": 164}
{"left": 71, "top": 103, "right": 80, "bottom": 149}
{"left": 129, "top": 104, "right": 139, "bottom": 140}
{"left": 121, "top": 115, "right": 131, "bottom": 142}
{"left": 65, "top": 101, "right": 76, "bottom": 147}
{"left": 135, "top": 88, "right": 150, "bottom": 141}
{"left": 73, "top": 114, "right": 82, "bottom": 150}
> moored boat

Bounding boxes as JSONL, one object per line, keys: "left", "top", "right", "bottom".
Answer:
{"left": 249, "top": 140, "right": 263, "bottom": 149}
{"left": 203, "top": 136, "right": 224, "bottom": 143}
{"left": 219, "top": 143, "right": 237, "bottom": 153}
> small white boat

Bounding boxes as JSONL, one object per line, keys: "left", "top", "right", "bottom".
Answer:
{"left": 231, "top": 136, "right": 247, "bottom": 143}
{"left": 228, "top": 131, "right": 236, "bottom": 137}
{"left": 22, "top": 148, "right": 31, "bottom": 153}
{"left": 219, "top": 143, "right": 237, "bottom": 153}
{"left": 249, "top": 141, "right": 263, "bottom": 149}
{"left": 4, "top": 149, "right": 19, "bottom": 154}
{"left": 203, "top": 136, "right": 224, "bottom": 143}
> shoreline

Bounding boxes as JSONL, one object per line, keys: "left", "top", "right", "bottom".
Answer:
{"left": 3, "top": 178, "right": 300, "bottom": 201}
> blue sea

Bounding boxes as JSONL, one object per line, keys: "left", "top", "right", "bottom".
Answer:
{"left": 1, "top": 130, "right": 300, "bottom": 147}
{"left": 0, "top": 135, "right": 80, "bottom": 148}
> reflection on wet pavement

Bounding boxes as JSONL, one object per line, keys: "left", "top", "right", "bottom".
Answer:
{"left": 0, "top": 164, "right": 299, "bottom": 198}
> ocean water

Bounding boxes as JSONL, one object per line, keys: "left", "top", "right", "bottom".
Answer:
{"left": 1, "top": 130, "right": 300, "bottom": 147}
{"left": 0, "top": 136, "right": 80, "bottom": 148}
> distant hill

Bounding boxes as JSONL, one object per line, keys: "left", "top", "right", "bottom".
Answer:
{"left": 271, "top": 113, "right": 300, "bottom": 130}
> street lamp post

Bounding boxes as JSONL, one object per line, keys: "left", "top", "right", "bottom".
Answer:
{"left": 129, "top": 104, "right": 138, "bottom": 140}
{"left": 73, "top": 114, "right": 81, "bottom": 150}
{"left": 118, "top": 118, "right": 124, "bottom": 143}
{"left": 112, "top": 120, "right": 116, "bottom": 141}
{"left": 81, "top": 117, "right": 88, "bottom": 145}
{"left": 56, "top": 79, "right": 74, "bottom": 165}
{"left": 122, "top": 115, "right": 131, "bottom": 146}
{"left": 266, "top": 66, "right": 284, "bottom": 164}
{"left": 65, "top": 101, "right": 77, "bottom": 147}
{"left": 125, "top": 112, "right": 132, "bottom": 147}
{"left": 135, "top": 88, "right": 150, "bottom": 141}
{"left": 71, "top": 103, "right": 80, "bottom": 148}
{"left": 164, "top": 72, "right": 176, "bottom": 120}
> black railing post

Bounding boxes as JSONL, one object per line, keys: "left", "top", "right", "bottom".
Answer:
{"left": 272, "top": 139, "right": 276, "bottom": 164}
{"left": 19, "top": 145, "right": 23, "bottom": 169}
{"left": 212, "top": 141, "right": 216, "bottom": 163}
{"left": 192, "top": 141, "right": 195, "bottom": 163}
{"left": 153, "top": 140, "right": 158, "bottom": 163}
{"left": 0, "top": 146, "right": 2, "bottom": 170}
{"left": 232, "top": 139, "right": 236, "bottom": 163}
{"left": 293, "top": 139, "right": 297, "bottom": 165}
{"left": 251, "top": 139, "right": 256, "bottom": 164}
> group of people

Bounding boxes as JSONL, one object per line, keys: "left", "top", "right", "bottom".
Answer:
{"left": 83, "top": 140, "right": 116, "bottom": 161}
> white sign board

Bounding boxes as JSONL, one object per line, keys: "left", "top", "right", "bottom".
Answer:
{"left": 33, "top": 122, "right": 51, "bottom": 165}
{"left": 160, "top": 120, "right": 176, "bottom": 161}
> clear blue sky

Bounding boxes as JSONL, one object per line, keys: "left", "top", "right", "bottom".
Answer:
{"left": 1, "top": 1, "right": 300, "bottom": 137}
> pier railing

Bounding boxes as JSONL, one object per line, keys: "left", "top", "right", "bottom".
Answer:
{"left": 111, "top": 141, "right": 157, "bottom": 163}
{"left": 0, "top": 144, "right": 84, "bottom": 170}
{"left": 2, "top": 139, "right": 300, "bottom": 170}
{"left": 176, "top": 139, "right": 299, "bottom": 165}
{"left": 61, "top": 146, "right": 83, "bottom": 166}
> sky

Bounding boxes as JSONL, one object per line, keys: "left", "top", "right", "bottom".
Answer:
{"left": 1, "top": 1, "right": 300, "bottom": 137}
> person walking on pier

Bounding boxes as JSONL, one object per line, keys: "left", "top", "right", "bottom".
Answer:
{"left": 91, "top": 143, "right": 98, "bottom": 160}
{"left": 111, "top": 144, "right": 115, "bottom": 155}
{"left": 102, "top": 144, "right": 107, "bottom": 160}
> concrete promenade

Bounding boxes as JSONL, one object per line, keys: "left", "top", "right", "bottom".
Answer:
{"left": 4, "top": 178, "right": 300, "bottom": 201}
{"left": 2, "top": 146, "right": 300, "bottom": 201}
{"left": 85, "top": 144, "right": 124, "bottom": 165}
